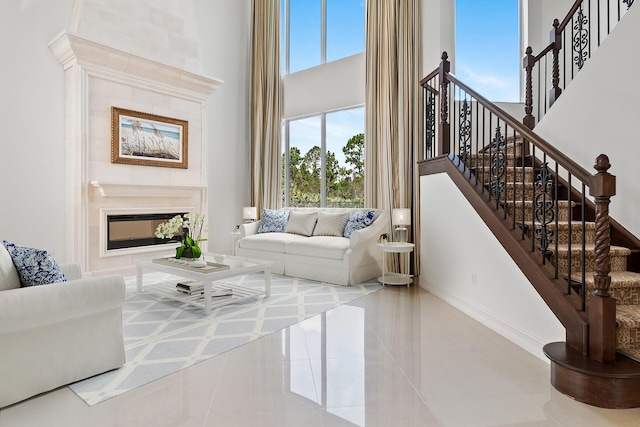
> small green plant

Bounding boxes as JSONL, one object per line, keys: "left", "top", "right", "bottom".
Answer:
{"left": 155, "top": 213, "right": 208, "bottom": 259}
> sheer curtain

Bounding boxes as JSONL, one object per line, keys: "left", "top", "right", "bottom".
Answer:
{"left": 251, "top": 0, "right": 282, "bottom": 212}
{"left": 365, "top": 0, "right": 421, "bottom": 274}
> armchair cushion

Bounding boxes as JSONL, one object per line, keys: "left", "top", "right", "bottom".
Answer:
{"left": 2, "top": 240, "right": 67, "bottom": 287}
{"left": 0, "top": 244, "right": 20, "bottom": 291}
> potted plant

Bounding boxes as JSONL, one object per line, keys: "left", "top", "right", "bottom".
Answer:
{"left": 155, "top": 213, "right": 208, "bottom": 259}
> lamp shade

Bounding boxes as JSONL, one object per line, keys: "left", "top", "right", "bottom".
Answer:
{"left": 392, "top": 208, "right": 411, "bottom": 226}
{"left": 242, "top": 206, "right": 257, "bottom": 220}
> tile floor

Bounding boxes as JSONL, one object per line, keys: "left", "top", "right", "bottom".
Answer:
{"left": 2, "top": 285, "right": 640, "bottom": 426}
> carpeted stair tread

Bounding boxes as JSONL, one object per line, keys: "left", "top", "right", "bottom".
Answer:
{"left": 571, "top": 271, "right": 640, "bottom": 306}
{"left": 618, "top": 347, "right": 640, "bottom": 362}
{"left": 617, "top": 305, "right": 640, "bottom": 356}
{"left": 551, "top": 244, "right": 631, "bottom": 257}
{"left": 506, "top": 200, "right": 575, "bottom": 222}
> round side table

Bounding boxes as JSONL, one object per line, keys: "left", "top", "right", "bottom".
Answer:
{"left": 377, "top": 242, "right": 415, "bottom": 287}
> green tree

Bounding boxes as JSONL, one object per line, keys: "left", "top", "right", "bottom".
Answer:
{"left": 343, "top": 133, "right": 364, "bottom": 178}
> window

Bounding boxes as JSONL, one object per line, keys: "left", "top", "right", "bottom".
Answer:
{"left": 282, "top": 107, "right": 364, "bottom": 207}
{"left": 281, "top": 0, "right": 365, "bottom": 75}
{"left": 456, "top": 0, "right": 520, "bottom": 102}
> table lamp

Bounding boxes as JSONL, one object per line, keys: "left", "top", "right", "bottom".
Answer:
{"left": 243, "top": 206, "right": 257, "bottom": 223}
{"left": 392, "top": 208, "right": 410, "bottom": 243}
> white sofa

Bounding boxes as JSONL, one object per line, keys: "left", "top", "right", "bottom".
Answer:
{"left": 236, "top": 208, "right": 389, "bottom": 286}
{"left": 0, "top": 244, "right": 126, "bottom": 408}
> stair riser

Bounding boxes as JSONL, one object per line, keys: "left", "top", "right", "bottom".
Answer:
{"left": 506, "top": 203, "right": 573, "bottom": 222}
{"left": 504, "top": 183, "right": 546, "bottom": 201}
{"left": 555, "top": 253, "right": 627, "bottom": 276}
{"left": 618, "top": 327, "right": 640, "bottom": 350}
{"left": 526, "top": 224, "right": 596, "bottom": 245}
{"left": 475, "top": 167, "right": 535, "bottom": 184}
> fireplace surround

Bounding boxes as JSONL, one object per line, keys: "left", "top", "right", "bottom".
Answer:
{"left": 50, "top": 31, "right": 222, "bottom": 276}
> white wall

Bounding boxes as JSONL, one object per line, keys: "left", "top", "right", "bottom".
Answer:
{"left": 0, "top": 0, "right": 74, "bottom": 257}
{"left": 534, "top": 4, "right": 640, "bottom": 238}
{"left": 283, "top": 53, "right": 365, "bottom": 119}
{"left": 0, "top": 0, "right": 252, "bottom": 260}
{"left": 193, "top": 0, "right": 252, "bottom": 254}
{"left": 421, "top": 0, "right": 455, "bottom": 74}
{"left": 420, "top": 173, "right": 565, "bottom": 360}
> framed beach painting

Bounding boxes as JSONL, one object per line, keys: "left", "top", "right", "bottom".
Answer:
{"left": 111, "top": 107, "right": 188, "bottom": 169}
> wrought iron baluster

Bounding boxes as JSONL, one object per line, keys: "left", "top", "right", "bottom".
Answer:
{"left": 425, "top": 86, "right": 436, "bottom": 158}
{"left": 573, "top": 6, "right": 589, "bottom": 69}
{"left": 624, "top": 0, "right": 634, "bottom": 9}
{"left": 459, "top": 98, "right": 471, "bottom": 163}
{"left": 490, "top": 126, "right": 506, "bottom": 204}
{"left": 534, "top": 161, "right": 555, "bottom": 263}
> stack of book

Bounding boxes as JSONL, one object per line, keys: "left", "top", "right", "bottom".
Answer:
{"left": 175, "top": 281, "right": 233, "bottom": 297}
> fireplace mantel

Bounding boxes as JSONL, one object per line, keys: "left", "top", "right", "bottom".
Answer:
{"left": 90, "top": 181, "right": 206, "bottom": 199}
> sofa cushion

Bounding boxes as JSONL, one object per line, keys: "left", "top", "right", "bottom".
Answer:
{"left": 239, "top": 232, "right": 306, "bottom": 253}
{"left": 285, "top": 236, "right": 350, "bottom": 260}
{"left": 2, "top": 240, "right": 67, "bottom": 287}
{"left": 343, "top": 209, "right": 376, "bottom": 237}
{"left": 313, "top": 211, "right": 350, "bottom": 237}
{"left": 0, "top": 244, "right": 21, "bottom": 291}
{"left": 257, "top": 208, "right": 290, "bottom": 233}
{"left": 285, "top": 210, "right": 318, "bottom": 236}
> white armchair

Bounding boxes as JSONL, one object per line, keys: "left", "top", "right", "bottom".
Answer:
{"left": 0, "top": 244, "right": 126, "bottom": 407}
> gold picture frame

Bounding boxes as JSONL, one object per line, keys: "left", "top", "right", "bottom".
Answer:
{"left": 111, "top": 107, "right": 188, "bottom": 169}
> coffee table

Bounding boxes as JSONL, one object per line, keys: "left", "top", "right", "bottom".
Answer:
{"left": 136, "top": 253, "right": 273, "bottom": 314}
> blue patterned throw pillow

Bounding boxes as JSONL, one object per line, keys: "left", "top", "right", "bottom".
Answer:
{"left": 2, "top": 240, "right": 67, "bottom": 287}
{"left": 343, "top": 209, "right": 376, "bottom": 238}
{"left": 257, "top": 209, "right": 290, "bottom": 233}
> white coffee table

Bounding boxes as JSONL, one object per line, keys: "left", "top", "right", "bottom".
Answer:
{"left": 136, "top": 253, "right": 273, "bottom": 314}
{"left": 377, "top": 242, "right": 415, "bottom": 286}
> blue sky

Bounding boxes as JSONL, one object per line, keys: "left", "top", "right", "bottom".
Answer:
{"left": 456, "top": 0, "right": 520, "bottom": 102}
{"left": 282, "top": 0, "right": 520, "bottom": 167}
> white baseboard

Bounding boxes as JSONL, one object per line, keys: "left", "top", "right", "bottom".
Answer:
{"left": 420, "top": 280, "right": 551, "bottom": 363}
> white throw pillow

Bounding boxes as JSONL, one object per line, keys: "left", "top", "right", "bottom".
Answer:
{"left": 313, "top": 211, "right": 350, "bottom": 237}
{"left": 285, "top": 211, "right": 318, "bottom": 236}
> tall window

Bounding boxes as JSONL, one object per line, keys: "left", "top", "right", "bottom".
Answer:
{"left": 456, "top": 0, "right": 520, "bottom": 102}
{"left": 281, "top": 0, "right": 365, "bottom": 75}
{"left": 281, "top": 0, "right": 365, "bottom": 208}
{"left": 283, "top": 107, "right": 364, "bottom": 207}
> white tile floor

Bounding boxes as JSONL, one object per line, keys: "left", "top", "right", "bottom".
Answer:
{"left": 2, "top": 285, "right": 640, "bottom": 426}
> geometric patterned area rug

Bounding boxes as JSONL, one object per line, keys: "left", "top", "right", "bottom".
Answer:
{"left": 68, "top": 272, "right": 383, "bottom": 406}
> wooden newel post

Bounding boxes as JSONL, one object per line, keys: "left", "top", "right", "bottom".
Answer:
{"left": 438, "top": 51, "right": 450, "bottom": 156}
{"left": 522, "top": 46, "right": 535, "bottom": 130}
{"left": 549, "top": 19, "right": 562, "bottom": 107}
{"left": 588, "top": 154, "right": 617, "bottom": 363}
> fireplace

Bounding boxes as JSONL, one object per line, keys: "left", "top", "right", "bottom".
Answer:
{"left": 107, "top": 212, "right": 186, "bottom": 250}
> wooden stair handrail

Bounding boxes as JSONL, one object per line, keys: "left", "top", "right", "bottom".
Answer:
{"left": 422, "top": 58, "right": 592, "bottom": 184}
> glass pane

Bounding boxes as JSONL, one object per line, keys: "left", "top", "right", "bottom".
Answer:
{"left": 289, "top": 0, "right": 321, "bottom": 73}
{"left": 456, "top": 0, "right": 520, "bottom": 101}
{"left": 327, "top": 0, "right": 365, "bottom": 63}
{"left": 288, "top": 115, "right": 322, "bottom": 206}
{"left": 325, "top": 107, "right": 364, "bottom": 207}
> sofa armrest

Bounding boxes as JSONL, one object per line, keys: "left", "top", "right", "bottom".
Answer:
{"left": 349, "top": 210, "right": 390, "bottom": 249}
{"left": 0, "top": 275, "right": 126, "bottom": 334}
{"left": 60, "top": 263, "right": 82, "bottom": 281}
{"left": 239, "top": 221, "right": 260, "bottom": 237}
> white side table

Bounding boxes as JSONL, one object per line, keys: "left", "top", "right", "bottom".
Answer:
{"left": 230, "top": 231, "right": 241, "bottom": 256}
{"left": 377, "top": 242, "right": 415, "bottom": 287}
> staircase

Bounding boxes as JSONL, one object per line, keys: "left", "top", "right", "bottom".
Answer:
{"left": 469, "top": 138, "right": 640, "bottom": 364}
{"left": 418, "top": 47, "right": 640, "bottom": 407}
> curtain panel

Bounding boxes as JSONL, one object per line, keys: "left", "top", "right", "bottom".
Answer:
{"left": 365, "top": 0, "right": 421, "bottom": 274}
{"left": 251, "top": 0, "right": 282, "bottom": 212}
